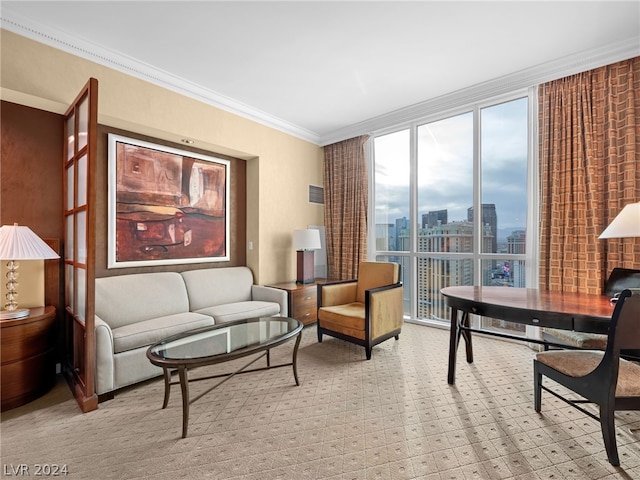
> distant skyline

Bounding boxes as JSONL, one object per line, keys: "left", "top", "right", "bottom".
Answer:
{"left": 374, "top": 97, "right": 528, "bottom": 232}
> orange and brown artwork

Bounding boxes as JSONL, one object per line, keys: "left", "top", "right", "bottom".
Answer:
{"left": 108, "top": 135, "right": 229, "bottom": 267}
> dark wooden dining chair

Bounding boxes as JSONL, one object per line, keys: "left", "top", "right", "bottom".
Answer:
{"left": 533, "top": 289, "right": 640, "bottom": 466}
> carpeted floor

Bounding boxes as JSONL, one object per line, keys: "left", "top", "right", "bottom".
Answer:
{"left": 1, "top": 323, "right": 639, "bottom": 479}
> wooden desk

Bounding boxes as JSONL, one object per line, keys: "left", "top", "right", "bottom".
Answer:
{"left": 441, "top": 286, "right": 615, "bottom": 385}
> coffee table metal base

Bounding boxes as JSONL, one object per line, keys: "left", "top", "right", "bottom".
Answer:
{"left": 160, "top": 333, "right": 302, "bottom": 438}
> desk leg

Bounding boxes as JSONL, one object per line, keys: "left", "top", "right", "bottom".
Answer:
{"left": 448, "top": 307, "right": 459, "bottom": 384}
{"left": 460, "top": 312, "right": 474, "bottom": 364}
{"left": 448, "top": 308, "right": 475, "bottom": 385}
{"left": 178, "top": 366, "right": 190, "bottom": 439}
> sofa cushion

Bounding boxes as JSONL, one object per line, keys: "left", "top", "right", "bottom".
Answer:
{"left": 195, "top": 301, "right": 280, "bottom": 324}
{"left": 112, "top": 312, "right": 214, "bottom": 354}
{"left": 96, "top": 272, "right": 191, "bottom": 329}
{"left": 181, "top": 267, "right": 254, "bottom": 310}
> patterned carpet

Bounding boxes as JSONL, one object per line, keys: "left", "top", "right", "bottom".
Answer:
{"left": 1, "top": 323, "right": 639, "bottom": 479}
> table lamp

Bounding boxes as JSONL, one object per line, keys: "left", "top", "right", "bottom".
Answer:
{"left": 599, "top": 202, "right": 640, "bottom": 239}
{"left": 293, "top": 229, "right": 321, "bottom": 284}
{"left": 0, "top": 224, "right": 60, "bottom": 319}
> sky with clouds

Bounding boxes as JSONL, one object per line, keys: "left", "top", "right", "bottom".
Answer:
{"left": 374, "top": 97, "right": 528, "bottom": 238}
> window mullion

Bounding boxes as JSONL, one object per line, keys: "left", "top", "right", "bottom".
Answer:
{"left": 473, "top": 104, "right": 482, "bottom": 285}
{"left": 409, "top": 125, "right": 419, "bottom": 319}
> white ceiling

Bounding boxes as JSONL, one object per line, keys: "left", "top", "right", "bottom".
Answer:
{"left": 2, "top": 1, "right": 639, "bottom": 145}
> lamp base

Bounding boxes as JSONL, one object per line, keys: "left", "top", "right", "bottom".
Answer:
{"left": 0, "top": 308, "right": 29, "bottom": 320}
{"left": 296, "top": 250, "right": 315, "bottom": 284}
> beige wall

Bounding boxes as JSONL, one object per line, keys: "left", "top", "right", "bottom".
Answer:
{"left": 0, "top": 30, "right": 324, "bottom": 284}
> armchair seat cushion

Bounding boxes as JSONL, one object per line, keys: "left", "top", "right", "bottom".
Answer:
{"left": 318, "top": 303, "right": 366, "bottom": 339}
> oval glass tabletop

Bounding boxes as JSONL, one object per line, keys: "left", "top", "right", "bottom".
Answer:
{"left": 147, "top": 316, "right": 302, "bottom": 364}
{"left": 146, "top": 315, "right": 303, "bottom": 438}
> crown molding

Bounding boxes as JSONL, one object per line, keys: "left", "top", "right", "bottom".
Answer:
{"left": 319, "top": 37, "right": 640, "bottom": 146}
{"left": 1, "top": 11, "right": 322, "bottom": 145}
{"left": 3, "top": 10, "right": 638, "bottom": 149}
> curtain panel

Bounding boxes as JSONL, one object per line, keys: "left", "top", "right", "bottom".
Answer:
{"left": 539, "top": 57, "right": 640, "bottom": 293}
{"left": 323, "top": 135, "right": 369, "bottom": 280}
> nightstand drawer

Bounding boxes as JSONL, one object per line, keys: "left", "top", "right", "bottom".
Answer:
{"left": 267, "top": 280, "right": 326, "bottom": 326}
{"left": 291, "top": 288, "right": 317, "bottom": 324}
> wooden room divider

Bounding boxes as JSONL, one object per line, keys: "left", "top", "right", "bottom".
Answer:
{"left": 62, "top": 78, "right": 98, "bottom": 412}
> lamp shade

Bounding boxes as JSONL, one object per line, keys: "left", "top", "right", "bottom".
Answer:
{"left": 599, "top": 202, "right": 640, "bottom": 239}
{"left": 292, "top": 229, "right": 321, "bottom": 251}
{"left": 0, "top": 224, "right": 60, "bottom": 260}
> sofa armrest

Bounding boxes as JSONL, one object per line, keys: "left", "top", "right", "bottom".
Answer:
{"left": 94, "top": 315, "right": 115, "bottom": 396}
{"left": 366, "top": 283, "right": 404, "bottom": 340}
{"left": 252, "top": 285, "right": 288, "bottom": 317}
{"left": 318, "top": 280, "right": 358, "bottom": 308}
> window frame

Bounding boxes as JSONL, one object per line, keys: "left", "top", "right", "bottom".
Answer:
{"left": 368, "top": 87, "right": 539, "bottom": 327}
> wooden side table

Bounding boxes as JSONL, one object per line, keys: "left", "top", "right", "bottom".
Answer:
{"left": 1, "top": 306, "right": 57, "bottom": 411}
{"left": 268, "top": 280, "right": 326, "bottom": 325}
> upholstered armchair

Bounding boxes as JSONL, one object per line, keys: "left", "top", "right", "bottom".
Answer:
{"left": 316, "top": 261, "right": 403, "bottom": 359}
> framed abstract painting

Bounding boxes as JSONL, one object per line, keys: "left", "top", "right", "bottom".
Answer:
{"left": 107, "top": 134, "right": 230, "bottom": 268}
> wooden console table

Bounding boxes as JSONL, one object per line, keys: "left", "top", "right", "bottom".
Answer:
{"left": 1, "top": 306, "right": 57, "bottom": 411}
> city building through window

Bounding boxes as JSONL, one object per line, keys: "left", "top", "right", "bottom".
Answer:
{"left": 371, "top": 95, "right": 533, "bottom": 335}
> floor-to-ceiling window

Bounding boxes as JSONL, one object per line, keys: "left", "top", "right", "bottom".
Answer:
{"left": 371, "top": 92, "right": 536, "bottom": 334}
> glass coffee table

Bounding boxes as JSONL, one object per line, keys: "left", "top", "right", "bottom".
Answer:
{"left": 147, "top": 316, "right": 303, "bottom": 438}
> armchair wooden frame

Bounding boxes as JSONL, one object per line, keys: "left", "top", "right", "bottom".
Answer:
{"left": 533, "top": 289, "right": 640, "bottom": 466}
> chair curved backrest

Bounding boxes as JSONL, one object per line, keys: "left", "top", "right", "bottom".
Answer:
{"left": 603, "top": 267, "right": 640, "bottom": 296}
{"left": 592, "top": 290, "right": 640, "bottom": 384}
{"left": 610, "top": 289, "right": 640, "bottom": 352}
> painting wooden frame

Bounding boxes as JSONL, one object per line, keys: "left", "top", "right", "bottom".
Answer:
{"left": 108, "top": 134, "right": 230, "bottom": 268}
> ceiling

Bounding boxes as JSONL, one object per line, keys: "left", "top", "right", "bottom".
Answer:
{"left": 2, "top": 1, "right": 639, "bottom": 145}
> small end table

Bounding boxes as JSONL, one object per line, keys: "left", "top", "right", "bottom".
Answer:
{"left": 1, "top": 306, "right": 57, "bottom": 411}
{"left": 268, "top": 279, "right": 326, "bottom": 325}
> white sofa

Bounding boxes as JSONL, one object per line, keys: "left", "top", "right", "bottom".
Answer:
{"left": 94, "top": 267, "right": 287, "bottom": 397}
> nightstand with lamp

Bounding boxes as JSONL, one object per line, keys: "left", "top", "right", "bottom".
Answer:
{"left": 0, "top": 224, "right": 60, "bottom": 411}
{"left": 268, "top": 228, "right": 325, "bottom": 325}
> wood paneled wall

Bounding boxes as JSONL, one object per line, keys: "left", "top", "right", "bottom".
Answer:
{"left": 1, "top": 101, "right": 65, "bottom": 362}
{"left": 1, "top": 101, "right": 64, "bottom": 238}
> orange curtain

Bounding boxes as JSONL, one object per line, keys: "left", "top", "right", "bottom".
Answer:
{"left": 323, "top": 135, "right": 369, "bottom": 280}
{"left": 539, "top": 57, "right": 640, "bottom": 293}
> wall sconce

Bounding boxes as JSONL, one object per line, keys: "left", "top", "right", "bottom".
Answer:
{"left": 0, "top": 224, "right": 60, "bottom": 319}
{"left": 599, "top": 202, "right": 640, "bottom": 239}
{"left": 293, "top": 229, "right": 321, "bottom": 284}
